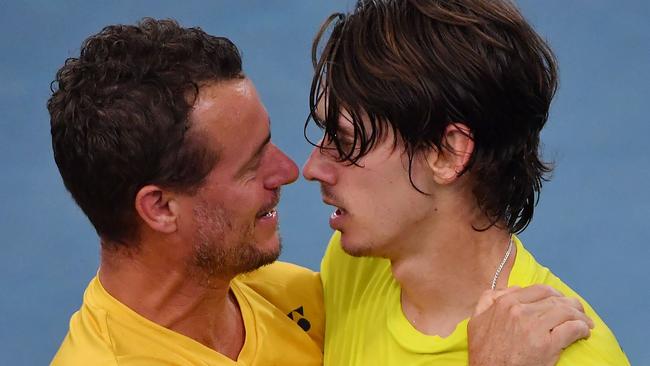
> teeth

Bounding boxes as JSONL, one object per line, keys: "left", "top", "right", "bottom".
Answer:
{"left": 263, "top": 209, "right": 277, "bottom": 218}
{"left": 330, "top": 208, "right": 343, "bottom": 219}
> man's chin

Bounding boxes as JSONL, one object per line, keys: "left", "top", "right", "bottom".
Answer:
{"left": 235, "top": 236, "right": 282, "bottom": 274}
{"left": 239, "top": 246, "right": 281, "bottom": 274}
{"left": 190, "top": 236, "right": 282, "bottom": 284}
{"left": 340, "top": 234, "right": 376, "bottom": 258}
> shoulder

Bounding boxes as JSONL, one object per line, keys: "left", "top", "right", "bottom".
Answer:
{"left": 238, "top": 261, "right": 321, "bottom": 295}
{"left": 236, "top": 261, "right": 322, "bottom": 309}
{"left": 52, "top": 345, "right": 117, "bottom": 366}
{"left": 237, "top": 261, "right": 322, "bottom": 310}
{"left": 237, "top": 261, "right": 325, "bottom": 348}
{"left": 512, "top": 238, "right": 630, "bottom": 365}
{"left": 51, "top": 308, "right": 118, "bottom": 366}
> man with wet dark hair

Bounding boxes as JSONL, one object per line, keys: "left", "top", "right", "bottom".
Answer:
{"left": 303, "top": 0, "right": 630, "bottom": 365}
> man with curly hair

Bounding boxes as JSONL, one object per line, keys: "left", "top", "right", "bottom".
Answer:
{"left": 49, "top": 16, "right": 595, "bottom": 366}
{"left": 48, "top": 18, "right": 323, "bottom": 365}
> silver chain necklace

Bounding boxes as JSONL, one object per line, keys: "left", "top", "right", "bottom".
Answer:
{"left": 490, "top": 235, "right": 514, "bottom": 290}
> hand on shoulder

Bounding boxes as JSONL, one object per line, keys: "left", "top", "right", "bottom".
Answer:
{"left": 467, "top": 285, "right": 593, "bottom": 366}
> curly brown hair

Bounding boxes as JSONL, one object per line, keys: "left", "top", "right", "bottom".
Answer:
{"left": 48, "top": 18, "right": 244, "bottom": 245}
{"left": 307, "top": 0, "right": 557, "bottom": 233}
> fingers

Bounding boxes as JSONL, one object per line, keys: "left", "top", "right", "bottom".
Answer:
{"left": 550, "top": 319, "right": 592, "bottom": 351}
{"left": 473, "top": 285, "right": 560, "bottom": 318}
{"left": 469, "top": 285, "right": 593, "bottom": 366}
{"left": 536, "top": 297, "right": 594, "bottom": 331}
{"left": 473, "top": 285, "right": 560, "bottom": 316}
{"left": 473, "top": 285, "right": 594, "bottom": 331}
{"left": 499, "top": 293, "right": 594, "bottom": 331}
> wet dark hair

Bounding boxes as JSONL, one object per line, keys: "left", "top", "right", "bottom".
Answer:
{"left": 307, "top": 0, "right": 557, "bottom": 233}
{"left": 48, "top": 18, "right": 244, "bottom": 245}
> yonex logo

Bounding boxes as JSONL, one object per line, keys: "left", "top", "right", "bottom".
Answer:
{"left": 287, "top": 306, "right": 311, "bottom": 332}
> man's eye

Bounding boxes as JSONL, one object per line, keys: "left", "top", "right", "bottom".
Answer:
{"left": 341, "top": 136, "right": 354, "bottom": 145}
{"left": 250, "top": 158, "right": 263, "bottom": 171}
{"left": 338, "top": 136, "right": 357, "bottom": 150}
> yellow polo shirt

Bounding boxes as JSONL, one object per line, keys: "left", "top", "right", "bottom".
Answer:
{"left": 51, "top": 261, "right": 324, "bottom": 366}
{"left": 321, "top": 232, "right": 630, "bottom": 365}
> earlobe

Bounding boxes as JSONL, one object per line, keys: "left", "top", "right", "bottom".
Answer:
{"left": 134, "top": 185, "right": 178, "bottom": 234}
{"left": 427, "top": 123, "right": 475, "bottom": 184}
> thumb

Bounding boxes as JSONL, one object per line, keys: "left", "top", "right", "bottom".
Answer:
{"left": 473, "top": 286, "right": 520, "bottom": 316}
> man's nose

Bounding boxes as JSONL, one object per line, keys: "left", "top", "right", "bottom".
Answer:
{"left": 264, "top": 145, "right": 299, "bottom": 190}
{"left": 302, "top": 147, "right": 336, "bottom": 185}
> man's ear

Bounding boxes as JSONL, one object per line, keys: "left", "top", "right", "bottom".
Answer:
{"left": 134, "top": 185, "right": 180, "bottom": 234}
{"left": 426, "top": 123, "right": 474, "bottom": 185}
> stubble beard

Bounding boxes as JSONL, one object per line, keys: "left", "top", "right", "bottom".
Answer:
{"left": 190, "top": 202, "right": 281, "bottom": 285}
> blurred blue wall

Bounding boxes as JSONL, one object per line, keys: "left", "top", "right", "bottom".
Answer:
{"left": 0, "top": 0, "right": 647, "bottom": 364}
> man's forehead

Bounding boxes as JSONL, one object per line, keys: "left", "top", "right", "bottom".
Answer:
{"left": 187, "top": 78, "right": 270, "bottom": 158}
{"left": 190, "top": 79, "right": 263, "bottom": 128}
{"left": 192, "top": 79, "right": 252, "bottom": 113}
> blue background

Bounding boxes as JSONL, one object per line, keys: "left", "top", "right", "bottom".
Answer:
{"left": 0, "top": 1, "right": 648, "bottom": 364}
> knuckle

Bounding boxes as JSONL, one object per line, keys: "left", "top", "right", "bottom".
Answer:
{"left": 571, "top": 305, "right": 584, "bottom": 318}
{"left": 571, "top": 297, "right": 585, "bottom": 312}
{"left": 577, "top": 320, "right": 590, "bottom": 332}
{"left": 494, "top": 296, "right": 515, "bottom": 313}
{"left": 563, "top": 303, "right": 588, "bottom": 322}
{"left": 493, "top": 294, "right": 508, "bottom": 308}
{"left": 570, "top": 321, "right": 590, "bottom": 340}
{"left": 555, "top": 320, "right": 590, "bottom": 342}
{"left": 509, "top": 303, "right": 524, "bottom": 318}
{"left": 540, "top": 284, "right": 559, "bottom": 296}
{"left": 555, "top": 296, "right": 583, "bottom": 313}
{"left": 549, "top": 296, "right": 562, "bottom": 306}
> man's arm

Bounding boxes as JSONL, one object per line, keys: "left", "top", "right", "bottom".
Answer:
{"left": 467, "top": 285, "right": 593, "bottom": 366}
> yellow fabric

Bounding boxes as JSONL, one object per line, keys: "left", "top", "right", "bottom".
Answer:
{"left": 321, "top": 232, "right": 630, "bottom": 366}
{"left": 51, "top": 261, "right": 324, "bottom": 366}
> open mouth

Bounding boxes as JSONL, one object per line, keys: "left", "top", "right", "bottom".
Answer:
{"left": 330, "top": 207, "right": 346, "bottom": 219}
{"left": 257, "top": 208, "right": 277, "bottom": 219}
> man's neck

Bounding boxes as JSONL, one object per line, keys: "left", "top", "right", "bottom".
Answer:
{"left": 98, "top": 245, "right": 245, "bottom": 360}
{"left": 389, "top": 222, "right": 515, "bottom": 338}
